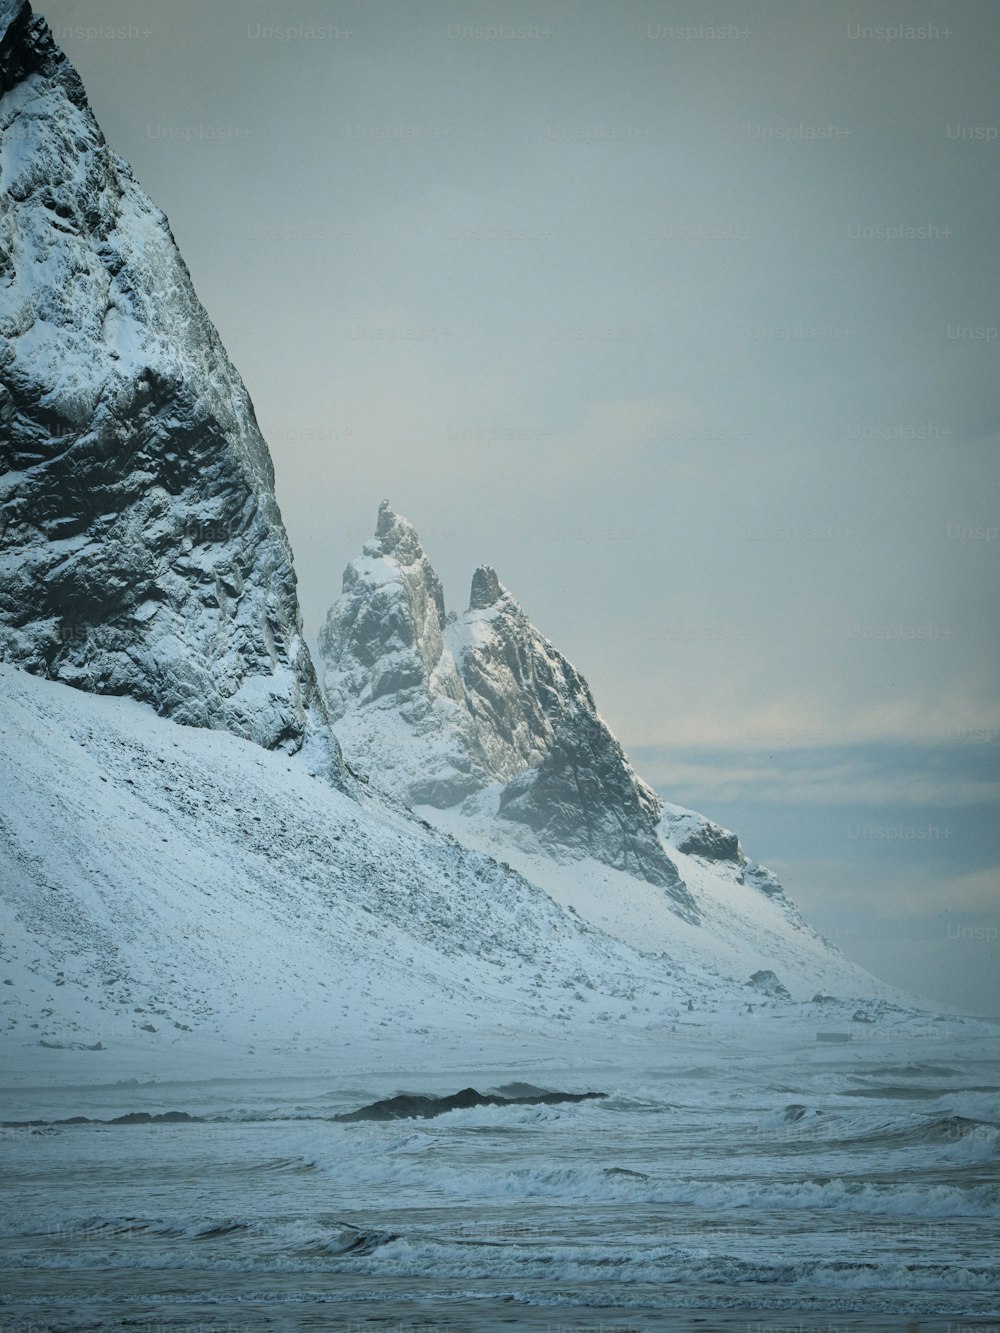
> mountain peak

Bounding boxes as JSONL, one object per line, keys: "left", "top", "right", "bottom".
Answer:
{"left": 375, "top": 498, "right": 400, "bottom": 540}
{"left": 469, "top": 565, "right": 503, "bottom": 611}
{"left": 368, "top": 500, "right": 424, "bottom": 565}
{"left": 319, "top": 514, "right": 693, "bottom": 907}
{"left": 0, "top": 7, "right": 342, "bottom": 781}
{"left": 0, "top": 0, "right": 85, "bottom": 104}
{"left": 0, "top": 0, "right": 26, "bottom": 45}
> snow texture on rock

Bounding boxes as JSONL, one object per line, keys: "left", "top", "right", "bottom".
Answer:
{"left": 497, "top": 711, "right": 695, "bottom": 910}
{"left": 320, "top": 504, "right": 688, "bottom": 902}
{"left": 0, "top": 1, "right": 341, "bottom": 779}
{"left": 660, "top": 801, "right": 746, "bottom": 867}
{"left": 318, "top": 502, "right": 482, "bottom": 803}
{"left": 748, "top": 969, "right": 792, "bottom": 1000}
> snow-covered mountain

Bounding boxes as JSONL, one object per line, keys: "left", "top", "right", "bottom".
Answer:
{"left": 0, "top": 0, "right": 339, "bottom": 778}
{"left": 0, "top": 5, "right": 928, "bottom": 1079}
{"left": 320, "top": 502, "right": 692, "bottom": 910}
{"left": 318, "top": 504, "right": 888, "bottom": 993}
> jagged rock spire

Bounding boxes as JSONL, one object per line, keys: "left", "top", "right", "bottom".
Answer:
{"left": 318, "top": 506, "right": 696, "bottom": 911}
{"left": 469, "top": 566, "right": 503, "bottom": 611}
{"left": 371, "top": 500, "right": 425, "bottom": 565}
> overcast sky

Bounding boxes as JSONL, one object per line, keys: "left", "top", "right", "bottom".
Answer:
{"left": 37, "top": 0, "right": 999, "bottom": 1013}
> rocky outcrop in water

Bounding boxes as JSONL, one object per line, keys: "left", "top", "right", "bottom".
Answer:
{"left": 334, "top": 1086, "right": 608, "bottom": 1122}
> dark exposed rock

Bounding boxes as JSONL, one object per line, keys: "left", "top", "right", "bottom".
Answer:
{"left": 743, "top": 861, "right": 785, "bottom": 897}
{"left": 469, "top": 564, "right": 502, "bottom": 610}
{"left": 748, "top": 968, "right": 791, "bottom": 999}
{"left": 1, "top": 1109, "right": 201, "bottom": 1127}
{"left": 109, "top": 1110, "right": 199, "bottom": 1125}
{"left": 0, "top": 0, "right": 342, "bottom": 780}
{"left": 334, "top": 1085, "right": 608, "bottom": 1122}
{"left": 498, "top": 713, "right": 697, "bottom": 915}
{"left": 0, "top": 0, "right": 83, "bottom": 99}
{"left": 676, "top": 821, "right": 743, "bottom": 862}
{"left": 659, "top": 803, "right": 745, "bottom": 866}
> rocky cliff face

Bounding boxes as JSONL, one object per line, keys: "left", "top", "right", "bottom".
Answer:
{"left": 0, "top": 0, "right": 341, "bottom": 778}
{"left": 318, "top": 503, "right": 481, "bottom": 804}
{"left": 453, "top": 566, "right": 595, "bottom": 782}
{"left": 319, "top": 503, "right": 693, "bottom": 910}
{"left": 497, "top": 710, "right": 687, "bottom": 894}
{"left": 660, "top": 802, "right": 746, "bottom": 866}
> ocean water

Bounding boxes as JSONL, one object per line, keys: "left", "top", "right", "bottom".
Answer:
{"left": 2, "top": 1034, "right": 999, "bottom": 1332}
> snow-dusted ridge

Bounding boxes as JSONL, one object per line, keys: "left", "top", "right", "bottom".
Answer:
{"left": 0, "top": 0, "right": 340, "bottom": 779}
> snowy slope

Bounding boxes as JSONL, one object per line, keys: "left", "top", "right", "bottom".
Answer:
{"left": 0, "top": 664, "right": 719, "bottom": 1078}
{"left": 425, "top": 790, "right": 894, "bottom": 1006}
{"left": 0, "top": 0, "right": 339, "bottom": 778}
{"left": 0, "top": 665, "right": 920, "bottom": 1086}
